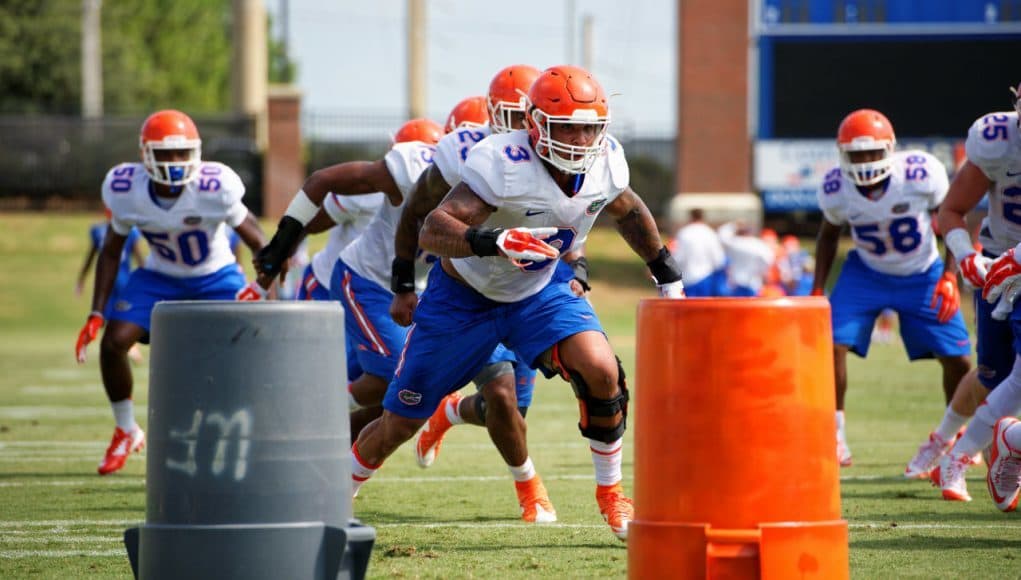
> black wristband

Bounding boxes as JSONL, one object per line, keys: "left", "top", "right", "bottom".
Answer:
{"left": 566, "top": 257, "right": 591, "bottom": 291}
{"left": 391, "top": 257, "right": 416, "bottom": 294}
{"left": 256, "top": 215, "right": 303, "bottom": 276}
{"left": 646, "top": 247, "right": 682, "bottom": 284}
{"left": 465, "top": 228, "right": 502, "bottom": 257}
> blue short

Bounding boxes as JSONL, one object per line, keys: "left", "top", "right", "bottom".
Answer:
{"left": 684, "top": 269, "right": 726, "bottom": 297}
{"left": 975, "top": 292, "right": 1015, "bottom": 389}
{"left": 109, "top": 264, "right": 245, "bottom": 332}
{"left": 330, "top": 259, "right": 410, "bottom": 381}
{"left": 295, "top": 263, "right": 362, "bottom": 383}
{"left": 830, "top": 251, "right": 971, "bottom": 360}
{"left": 296, "top": 264, "right": 331, "bottom": 301}
{"left": 383, "top": 264, "right": 604, "bottom": 419}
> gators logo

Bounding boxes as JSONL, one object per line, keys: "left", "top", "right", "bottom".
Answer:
{"left": 586, "top": 198, "right": 608, "bottom": 215}
{"left": 398, "top": 389, "right": 423, "bottom": 406}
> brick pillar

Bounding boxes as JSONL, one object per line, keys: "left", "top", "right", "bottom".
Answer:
{"left": 263, "top": 85, "right": 304, "bottom": 220}
{"left": 676, "top": 0, "right": 750, "bottom": 194}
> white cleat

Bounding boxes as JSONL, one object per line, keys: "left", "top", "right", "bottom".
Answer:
{"left": 931, "top": 451, "right": 973, "bottom": 502}
{"left": 987, "top": 417, "right": 1021, "bottom": 512}
{"left": 904, "top": 432, "right": 953, "bottom": 479}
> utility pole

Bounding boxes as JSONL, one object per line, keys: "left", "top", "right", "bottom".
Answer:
{"left": 232, "top": 0, "right": 268, "bottom": 149}
{"left": 566, "top": 0, "right": 576, "bottom": 64}
{"left": 581, "top": 14, "right": 594, "bottom": 72}
{"left": 81, "top": 0, "right": 103, "bottom": 119}
{"left": 408, "top": 0, "right": 426, "bottom": 119}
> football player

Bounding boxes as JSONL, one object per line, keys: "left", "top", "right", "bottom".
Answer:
{"left": 393, "top": 66, "right": 566, "bottom": 523}
{"left": 255, "top": 118, "right": 445, "bottom": 440}
{"left": 75, "top": 109, "right": 267, "bottom": 475}
{"left": 923, "top": 84, "right": 1021, "bottom": 506}
{"left": 811, "top": 109, "right": 972, "bottom": 468}
{"left": 351, "top": 65, "right": 685, "bottom": 542}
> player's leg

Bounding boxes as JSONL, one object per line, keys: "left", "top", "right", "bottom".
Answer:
{"left": 905, "top": 368, "right": 986, "bottom": 479}
{"left": 937, "top": 354, "right": 1021, "bottom": 502}
{"left": 550, "top": 330, "right": 632, "bottom": 541}
{"left": 828, "top": 251, "right": 885, "bottom": 468}
{"left": 94, "top": 268, "right": 177, "bottom": 475}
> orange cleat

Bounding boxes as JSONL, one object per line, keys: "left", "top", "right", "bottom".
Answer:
{"left": 596, "top": 482, "right": 634, "bottom": 541}
{"left": 514, "top": 475, "right": 557, "bottom": 523}
{"left": 97, "top": 426, "right": 145, "bottom": 476}
{"left": 415, "top": 392, "right": 461, "bottom": 468}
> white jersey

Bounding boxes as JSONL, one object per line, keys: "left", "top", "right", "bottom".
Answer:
{"left": 816, "top": 150, "right": 948, "bottom": 276}
{"left": 102, "top": 161, "right": 248, "bottom": 278}
{"left": 673, "top": 222, "right": 725, "bottom": 285}
{"left": 965, "top": 111, "right": 1021, "bottom": 255}
{"left": 434, "top": 125, "right": 492, "bottom": 186}
{"left": 310, "top": 191, "right": 384, "bottom": 289}
{"left": 717, "top": 223, "right": 773, "bottom": 292}
{"left": 454, "top": 131, "right": 629, "bottom": 302}
{"left": 339, "top": 141, "right": 436, "bottom": 290}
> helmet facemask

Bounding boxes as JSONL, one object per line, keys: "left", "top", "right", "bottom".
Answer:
{"left": 141, "top": 137, "right": 201, "bottom": 188}
{"left": 528, "top": 107, "right": 608, "bottom": 174}
{"left": 488, "top": 94, "right": 529, "bottom": 134}
{"left": 839, "top": 139, "right": 894, "bottom": 187}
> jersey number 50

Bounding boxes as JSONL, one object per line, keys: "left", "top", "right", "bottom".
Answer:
{"left": 142, "top": 230, "right": 210, "bottom": 266}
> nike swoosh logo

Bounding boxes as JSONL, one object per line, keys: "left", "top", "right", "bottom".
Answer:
{"left": 1007, "top": 170, "right": 1021, "bottom": 177}
{"left": 525, "top": 210, "right": 545, "bottom": 216}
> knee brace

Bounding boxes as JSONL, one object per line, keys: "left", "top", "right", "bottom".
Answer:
{"left": 566, "top": 356, "right": 630, "bottom": 443}
{"left": 472, "top": 392, "right": 529, "bottom": 423}
{"left": 472, "top": 361, "right": 514, "bottom": 390}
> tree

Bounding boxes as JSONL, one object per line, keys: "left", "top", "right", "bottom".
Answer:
{"left": 0, "top": 0, "right": 294, "bottom": 115}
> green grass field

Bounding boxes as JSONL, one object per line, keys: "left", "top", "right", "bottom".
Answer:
{"left": 1, "top": 214, "right": 1020, "bottom": 579}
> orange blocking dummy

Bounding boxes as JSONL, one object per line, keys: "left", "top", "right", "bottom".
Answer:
{"left": 628, "top": 298, "right": 848, "bottom": 580}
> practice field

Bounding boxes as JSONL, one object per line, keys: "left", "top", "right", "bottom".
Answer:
{"left": 1, "top": 214, "right": 1019, "bottom": 578}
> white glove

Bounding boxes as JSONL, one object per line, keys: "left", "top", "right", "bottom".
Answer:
{"left": 657, "top": 280, "right": 685, "bottom": 299}
{"left": 496, "top": 227, "right": 560, "bottom": 266}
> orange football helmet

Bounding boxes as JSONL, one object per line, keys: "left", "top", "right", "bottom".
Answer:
{"left": 445, "top": 96, "right": 488, "bottom": 133}
{"left": 139, "top": 109, "right": 201, "bottom": 187}
{"left": 837, "top": 109, "right": 896, "bottom": 187}
{"left": 393, "top": 118, "right": 444, "bottom": 146}
{"left": 526, "top": 65, "right": 609, "bottom": 174}
{"left": 487, "top": 65, "right": 541, "bottom": 134}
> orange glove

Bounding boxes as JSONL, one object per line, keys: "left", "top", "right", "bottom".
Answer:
{"left": 930, "top": 271, "right": 960, "bottom": 324}
{"left": 497, "top": 227, "right": 560, "bottom": 266}
{"left": 235, "top": 280, "right": 269, "bottom": 301}
{"left": 810, "top": 287, "right": 824, "bottom": 297}
{"left": 75, "top": 312, "right": 104, "bottom": 363}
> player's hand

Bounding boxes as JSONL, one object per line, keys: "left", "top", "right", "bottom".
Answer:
{"left": 389, "top": 292, "right": 419, "bottom": 327}
{"left": 75, "top": 312, "right": 104, "bottom": 364}
{"left": 930, "top": 271, "right": 960, "bottom": 324}
{"left": 496, "top": 228, "right": 560, "bottom": 266}
{"left": 235, "top": 280, "right": 269, "bottom": 301}
{"left": 810, "top": 287, "right": 825, "bottom": 297}
{"left": 958, "top": 253, "right": 993, "bottom": 289}
{"left": 984, "top": 249, "right": 1021, "bottom": 317}
{"left": 657, "top": 280, "right": 685, "bottom": 299}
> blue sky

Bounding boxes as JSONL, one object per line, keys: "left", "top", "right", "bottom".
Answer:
{"left": 267, "top": 0, "right": 676, "bottom": 136}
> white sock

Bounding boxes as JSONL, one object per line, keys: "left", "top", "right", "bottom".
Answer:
{"left": 508, "top": 457, "right": 537, "bottom": 482}
{"left": 1004, "top": 422, "right": 1021, "bottom": 451}
{"left": 446, "top": 397, "right": 465, "bottom": 426}
{"left": 351, "top": 443, "right": 379, "bottom": 496}
{"left": 955, "top": 363, "right": 1021, "bottom": 457}
{"left": 590, "top": 438, "right": 623, "bottom": 486}
{"left": 935, "top": 408, "right": 969, "bottom": 442}
{"left": 835, "top": 410, "right": 846, "bottom": 441}
{"left": 111, "top": 399, "right": 136, "bottom": 432}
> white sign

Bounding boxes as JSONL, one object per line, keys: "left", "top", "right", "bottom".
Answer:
{"left": 754, "top": 140, "right": 837, "bottom": 191}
